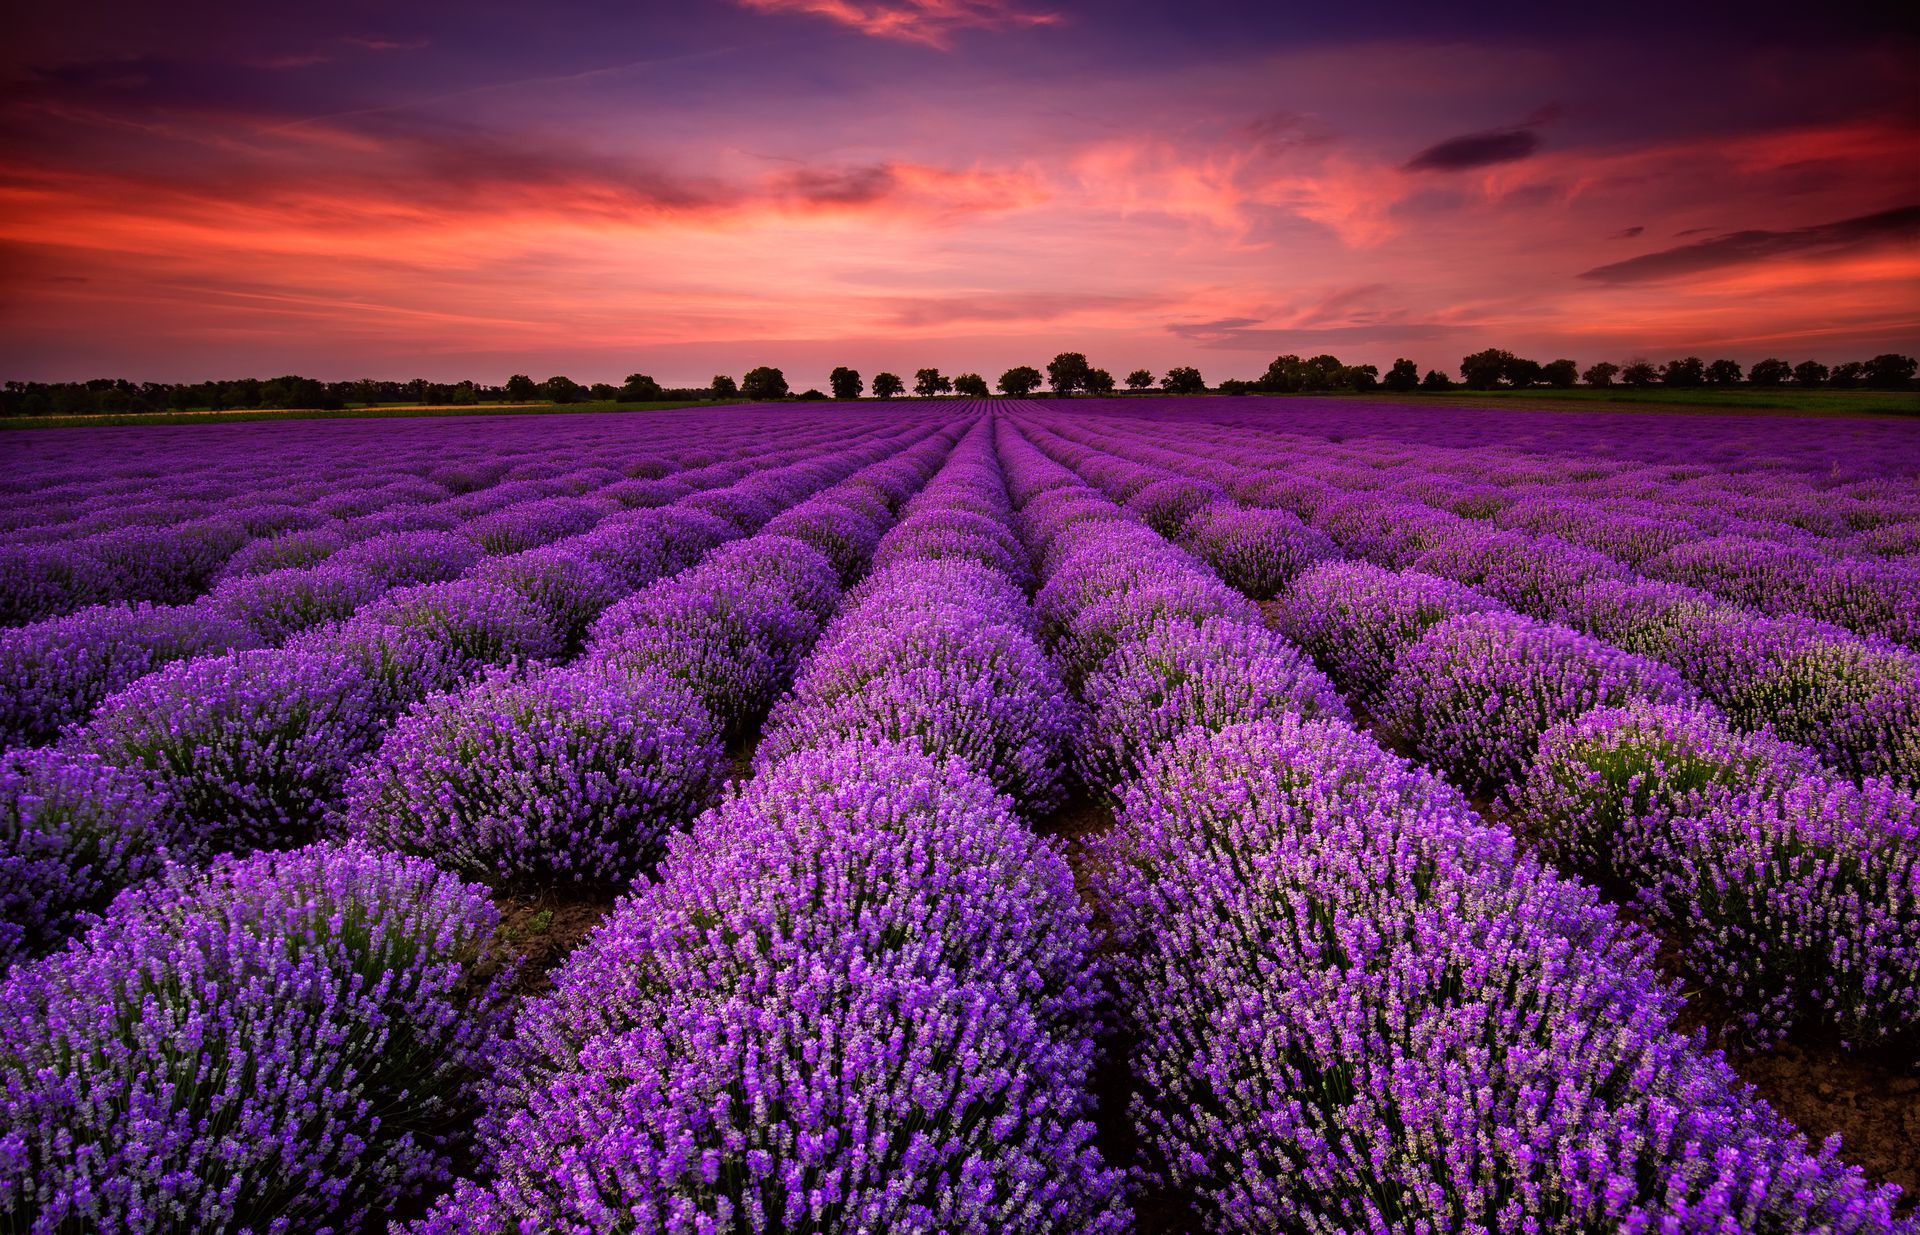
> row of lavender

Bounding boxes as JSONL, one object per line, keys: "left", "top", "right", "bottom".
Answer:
{"left": 1015, "top": 411, "right": 1918, "bottom": 1053}
{"left": 1121, "top": 398, "right": 1920, "bottom": 633}
{"left": 1034, "top": 409, "right": 1920, "bottom": 787}
{"left": 0, "top": 412, "right": 804, "bottom": 625}
{"left": 413, "top": 420, "right": 1135, "bottom": 1230}
{"left": 0, "top": 413, "right": 889, "bottom": 747}
{"left": 2, "top": 413, "right": 947, "bottom": 966}
{"left": 0, "top": 415, "right": 975, "bottom": 1230}
{"left": 991, "top": 416, "right": 1902, "bottom": 1230}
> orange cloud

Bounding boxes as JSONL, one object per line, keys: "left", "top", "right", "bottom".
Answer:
{"left": 733, "top": 0, "right": 1059, "bottom": 47}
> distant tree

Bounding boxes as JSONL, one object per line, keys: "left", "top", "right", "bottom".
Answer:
{"left": 1046, "top": 352, "right": 1091, "bottom": 397}
{"left": 589, "top": 383, "right": 619, "bottom": 400}
{"left": 953, "top": 372, "right": 990, "bottom": 397}
{"left": 448, "top": 381, "right": 479, "bottom": 406}
{"left": 1125, "top": 368, "right": 1155, "bottom": 391}
{"left": 1703, "top": 359, "right": 1743, "bottom": 386}
{"left": 618, "top": 372, "right": 664, "bottom": 402}
{"left": 913, "top": 368, "right": 952, "bottom": 397}
{"left": 1262, "top": 354, "right": 1307, "bottom": 393}
{"left": 999, "top": 365, "right": 1043, "bottom": 397}
{"left": 1504, "top": 357, "right": 1543, "bottom": 389}
{"left": 741, "top": 366, "right": 788, "bottom": 400}
{"left": 505, "top": 374, "right": 538, "bottom": 403}
{"left": 1619, "top": 361, "right": 1659, "bottom": 388}
{"left": 1216, "top": 379, "right": 1258, "bottom": 395}
{"left": 1865, "top": 353, "right": 1918, "bottom": 389}
{"left": 1829, "top": 361, "right": 1867, "bottom": 389}
{"left": 710, "top": 375, "right": 738, "bottom": 399}
{"left": 1420, "top": 369, "right": 1452, "bottom": 391}
{"left": 795, "top": 388, "right": 829, "bottom": 401}
{"left": 1781, "top": 357, "right": 1827, "bottom": 386}
{"left": 1083, "top": 368, "right": 1117, "bottom": 395}
{"left": 1660, "top": 357, "right": 1705, "bottom": 387}
{"left": 541, "top": 375, "right": 583, "bottom": 403}
{"left": 829, "top": 366, "right": 863, "bottom": 400}
{"left": 872, "top": 372, "right": 905, "bottom": 399}
{"left": 1303, "top": 354, "right": 1346, "bottom": 390}
{"left": 1382, "top": 358, "right": 1420, "bottom": 392}
{"left": 1340, "top": 363, "right": 1379, "bottom": 391}
{"left": 1459, "top": 349, "right": 1515, "bottom": 390}
{"left": 1158, "top": 366, "right": 1205, "bottom": 395}
{"left": 1582, "top": 361, "right": 1620, "bottom": 387}
{"left": 1541, "top": 359, "right": 1579, "bottom": 388}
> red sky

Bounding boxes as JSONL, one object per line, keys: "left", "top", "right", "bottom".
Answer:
{"left": 3, "top": 0, "right": 1917, "bottom": 386}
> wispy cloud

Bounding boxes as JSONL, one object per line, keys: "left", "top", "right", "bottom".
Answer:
{"left": 733, "top": 0, "right": 1059, "bottom": 48}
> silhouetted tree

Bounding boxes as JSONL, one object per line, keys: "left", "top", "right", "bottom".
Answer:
{"left": 872, "top": 372, "right": 905, "bottom": 399}
{"left": 618, "top": 373, "right": 663, "bottom": 402}
{"left": 1619, "top": 362, "right": 1658, "bottom": 388}
{"left": 1746, "top": 358, "right": 1790, "bottom": 387}
{"left": 1420, "top": 369, "right": 1452, "bottom": 390}
{"left": 1382, "top": 358, "right": 1420, "bottom": 392}
{"left": 741, "top": 366, "right": 788, "bottom": 400}
{"left": 913, "top": 368, "right": 952, "bottom": 397}
{"left": 1125, "top": 368, "right": 1155, "bottom": 391}
{"left": 1660, "top": 357, "right": 1705, "bottom": 387}
{"left": 1160, "top": 366, "right": 1205, "bottom": 394}
{"left": 541, "top": 376, "right": 583, "bottom": 403}
{"left": 1217, "top": 379, "right": 1258, "bottom": 395}
{"left": 1865, "top": 354, "right": 1918, "bottom": 389}
{"left": 1541, "top": 359, "right": 1578, "bottom": 388}
{"left": 795, "top": 388, "right": 829, "bottom": 400}
{"left": 1083, "top": 368, "right": 1116, "bottom": 395}
{"left": 1459, "top": 349, "right": 1515, "bottom": 390}
{"left": 1792, "top": 360, "right": 1830, "bottom": 386}
{"left": 1582, "top": 361, "right": 1619, "bottom": 387}
{"left": 999, "top": 365, "right": 1043, "bottom": 397}
{"left": 588, "top": 383, "right": 618, "bottom": 400}
{"left": 1829, "top": 361, "right": 1867, "bottom": 389}
{"left": 1704, "top": 359, "right": 1743, "bottom": 386}
{"left": 953, "top": 373, "right": 989, "bottom": 397}
{"left": 1505, "top": 357, "right": 1544, "bottom": 388}
{"left": 829, "top": 366, "right": 862, "bottom": 400}
{"left": 505, "top": 374, "right": 538, "bottom": 402}
{"left": 1046, "top": 352, "right": 1091, "bottom": 396}
{"left": 1341, "top": 364, "right": 1379, "bottom": 391}
{"left": 1262, "top": 354, "right": 1307, "bottom": 392}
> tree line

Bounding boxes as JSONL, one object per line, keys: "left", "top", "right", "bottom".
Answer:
{"left": 5, "top": 349, "right": 1914, "bottom": 418}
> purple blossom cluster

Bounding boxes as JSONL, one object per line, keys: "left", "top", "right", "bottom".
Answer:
{"left": 423, "top": 740, "right": 1126, "bottom": 1234}
{"left": 345, "top": 664, "right": 727, "bottom": 889}
{"left": 0, "top": 747, "right": 170, "bottom": 962}
{"left": 1519, "top": 702, "right": 1920, "bottom": 1045}
{"left": 1095, "top": 716, "right": 1897, "bottom": 1232}
{"left": 0, "top": 841, "right": 508, "bottom": 1232}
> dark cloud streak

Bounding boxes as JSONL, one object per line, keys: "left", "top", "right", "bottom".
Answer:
{"left": 1578, "top": 204, "right": 1920, "bottom": 283}
{"left": 1403, "top": 126, "right": 1538, "bottom": 172}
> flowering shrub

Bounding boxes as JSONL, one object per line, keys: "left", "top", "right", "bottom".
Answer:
{"left": 1124, "top": 475, "right": 1226, "bottom": 536}
{"left": 1266, "top": 561, "right": 1500, "bottom": 709}
{"left": 1097, "top": 717, "right": 1897, "bottom": 1232}
{"left": 1076, "top": 615, "right": 1348, "bottom": 795}
{"left": 0, "top": 545, "right": 110, "bottom": 625}
{"left": 213, "top": 524, "right": 348, "bottom": 580}
{"left": 0, "top": 602, "right": 261, "bottom": 747}
{"left": 470, "top": 543, "right": 624, "bottom": 653}
{"left": 0, "top": 842, "right": 508, "bottom": 1233}
{"left": 0, "top": 748, "right": 169, "bottom": 962}
{"left": 1176, "top": 504, "right": 1337, "bottom": 599}
{"left": 203, "top": 560, "right": 386, "bottom": 642}
{"left": 429, "top": 741, "right": 1125, "bottom": 1234}
{"left": 1377, "top": 610, "right": 1696, "bottom": 797}
{"left": 346, "top": 665, "right": 725, "bottom": 889}
{"left": 331, "top": 528, "right": 483, "bottom": 587}
{"left": 80, "top": 648, "right": 384, "bottom": 855}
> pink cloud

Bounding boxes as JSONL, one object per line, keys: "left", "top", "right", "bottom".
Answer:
{"left": 733, "top": 0, "right": 1059, "bottom": 48}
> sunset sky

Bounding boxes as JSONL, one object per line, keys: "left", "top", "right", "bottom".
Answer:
{"left": 4, "top": 0, "right": 1917, "bottom": 387}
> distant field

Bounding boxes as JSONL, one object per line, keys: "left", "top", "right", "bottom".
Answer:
{"left": 1354, "top": 386, "right": 1920, "bottom": 417}
{"left": 0, "top": 399, "right": 709, "bottom": 431}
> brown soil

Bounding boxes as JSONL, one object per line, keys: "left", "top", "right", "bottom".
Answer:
{"left": 492, "top": 892, "right": 618, "bottom": 999}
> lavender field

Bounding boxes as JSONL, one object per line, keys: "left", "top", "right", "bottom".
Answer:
{"left": 2, "top": 399, "right": 1917, "bottom": 1233}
